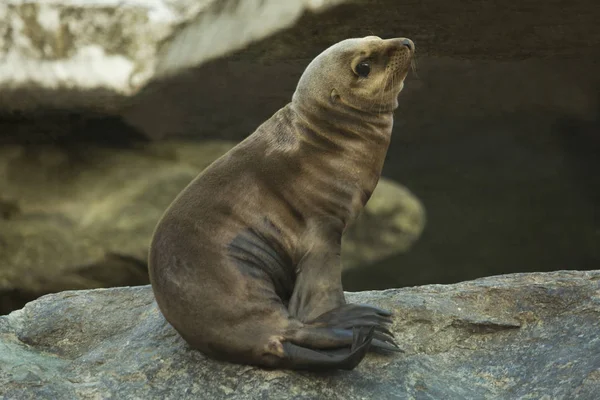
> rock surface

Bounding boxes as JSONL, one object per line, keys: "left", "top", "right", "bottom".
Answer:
{"left": 1, "top": 270, "right": 599, "bottom": 399}
{"left": 0, "top": 140, "right": 424, "bottom": 314}
{"left": 0, "top": 0, "right": 346, "bottom": 111}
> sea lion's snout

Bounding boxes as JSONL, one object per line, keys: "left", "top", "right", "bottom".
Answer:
{"left": 384, "top": 37, "right": 414, "bottom": 74}
{"left": 386, "top": 37, "right": 414, "bottom": 53}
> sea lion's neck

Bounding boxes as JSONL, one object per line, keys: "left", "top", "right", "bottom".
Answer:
{"left": 289, "top": 98, "right": 394, "bottom": 148}
{"left": 283, "top": 99, "right": 392, "bottom": 226}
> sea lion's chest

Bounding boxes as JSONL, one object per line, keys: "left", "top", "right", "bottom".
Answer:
{"left": 289, "top": 141, "right": 383, "bottom": 225}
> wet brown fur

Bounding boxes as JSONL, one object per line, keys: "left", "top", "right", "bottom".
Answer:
{"left": 149, "top": 36, "right": 415, "bottom": 370}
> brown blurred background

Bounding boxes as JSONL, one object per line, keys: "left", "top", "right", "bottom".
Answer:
{"left": 1, "top": 0, "right": 599, "bottom": 314}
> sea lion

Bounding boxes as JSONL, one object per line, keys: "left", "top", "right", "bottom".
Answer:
{"left": 149, "top": 35, "right": 415, "bottom": 371}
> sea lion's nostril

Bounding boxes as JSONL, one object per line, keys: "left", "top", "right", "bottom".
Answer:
{"left": 402, "top": 38, "right": 414, "bottom": 51}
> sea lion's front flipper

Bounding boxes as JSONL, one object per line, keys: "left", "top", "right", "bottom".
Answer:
{"left": 280, "top": 326, "right": 375, "bottom": 370}
{"left": 308, "top": 303, "right": 402, "bottom": 353}
{"left": 288, "top": 219, "right": 347, "bottom": 322}
{"left": 287, "top": 220, "right": 401, "bottom": 353}
{"left": 286, "top": 321, "right": 401, "bottom": 354}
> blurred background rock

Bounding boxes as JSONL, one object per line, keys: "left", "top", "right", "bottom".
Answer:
{"left": 0, "top": 0, "right": 598, "bottom": 314}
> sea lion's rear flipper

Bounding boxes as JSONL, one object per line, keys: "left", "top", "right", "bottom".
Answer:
{"left": 307, "top": 303, "right": 403, "bottom": 353}
{"left": 280, "top": 326, "right": 375, "bottom": 370}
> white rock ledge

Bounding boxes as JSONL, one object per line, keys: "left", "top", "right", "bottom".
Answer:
{"left": 0, "top": 0, "right": 346, "bottom": 111}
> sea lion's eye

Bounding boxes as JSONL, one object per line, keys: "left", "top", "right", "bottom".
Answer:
{"left": 355, "top": 62, "right": 371, "bottom": 77}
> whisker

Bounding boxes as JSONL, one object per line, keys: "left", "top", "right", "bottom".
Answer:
{"left": 368, "top": 65, "right": 389, "bottom": 113}
{"left": 410, "top": 57, "right": 419, "bottom": 80}
{"left": 389, "top": 71, "right": 395, "bottom": 114}
{"left": 376, "top": 67, "right": 392, "bottom": 115}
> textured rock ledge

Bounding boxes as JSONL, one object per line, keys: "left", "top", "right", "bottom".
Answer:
{"left": 1, "top": 270, "right": 599, "bottom": 399}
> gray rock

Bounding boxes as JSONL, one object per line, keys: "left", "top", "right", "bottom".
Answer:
{"left": 1, "top": 270, "right": 599, "bottom": 399}
{"left": 0, "top": 140, "right": 424, "bottom": 314}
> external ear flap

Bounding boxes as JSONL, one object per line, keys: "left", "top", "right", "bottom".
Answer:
{"left": 330, "top": 89, "right": 340, "bottom": 103}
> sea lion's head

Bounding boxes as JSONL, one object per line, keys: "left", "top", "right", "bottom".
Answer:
{"left": 293, "top": 36, "right": 415, "bottom": 116}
